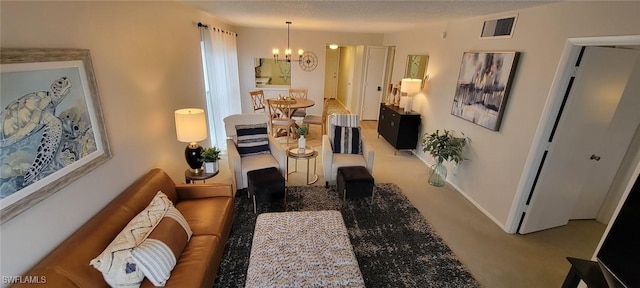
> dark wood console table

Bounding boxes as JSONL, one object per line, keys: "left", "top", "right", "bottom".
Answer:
{"left": 377, "top": 104, "right": 421, "bottom": 154}
{"left": 562, "top": 257, "right": 608, "bottom": 288}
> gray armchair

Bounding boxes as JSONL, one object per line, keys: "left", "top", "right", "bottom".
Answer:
{"left": 224, "top": 114, "right": 286, "bottom": 192}
{"left": 322, "top": 114, "right": 374, "bottom": 187}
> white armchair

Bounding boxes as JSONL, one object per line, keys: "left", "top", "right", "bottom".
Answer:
{"left": 224, "top": 114, "right": 286, "bottom": 192}
{"left": 322, "top": 114, "right": 375, "bottom": 187}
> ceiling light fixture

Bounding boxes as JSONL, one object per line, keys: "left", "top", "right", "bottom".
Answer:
{"left": 273, "top": 21, "right": 303, "bottom": 62}
{"left": 329, "top": 44, "right": 339, "bottom": 50}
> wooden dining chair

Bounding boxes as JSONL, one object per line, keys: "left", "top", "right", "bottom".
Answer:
{"left": 303, "top": 98, "right": 330, "bottom": 135}
{"left": 289, "top": 88, "right": 308, "bottom": 119}
{"left": 266, "top": 98, "right": 296, "bottom": 144}
{"left": 249, "top": 90, "right": 266, "bottom": 113}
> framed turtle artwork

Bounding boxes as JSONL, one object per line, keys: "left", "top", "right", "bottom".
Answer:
{"left": 0, "top": 49, "right": 111, "bottom": 223}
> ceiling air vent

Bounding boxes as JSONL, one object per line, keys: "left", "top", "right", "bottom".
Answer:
{"left": 481, "top": 14, "right": 518, "bottom": 39}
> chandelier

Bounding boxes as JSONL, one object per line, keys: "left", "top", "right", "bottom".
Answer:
{"left": 273, "top": 21, "right": 303, "bottom": 62}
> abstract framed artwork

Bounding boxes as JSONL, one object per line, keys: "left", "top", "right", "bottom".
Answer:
{"left": 451, "top": 51, "right": 520, "bottom": 131}
{"left": 1, "top": 49, "right": 111, "bottom": 223}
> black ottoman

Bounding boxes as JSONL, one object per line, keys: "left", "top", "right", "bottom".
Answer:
{"left": 337, "top": 166, "right": 374, "bottom": 201}
{"left": 247, "top": 167, "right": 286, "bottom": 213}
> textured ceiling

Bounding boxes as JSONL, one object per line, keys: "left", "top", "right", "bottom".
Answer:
{"left": 181, "top": 1, "right": 557, "bottom": 33}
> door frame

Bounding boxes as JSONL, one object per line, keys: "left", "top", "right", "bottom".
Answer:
{"left": 506, "top": 35, "right": 640, "bottom": 234}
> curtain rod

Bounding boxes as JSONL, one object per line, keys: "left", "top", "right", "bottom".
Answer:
{"left": 197, "top": 22, "right": 238, "bottom": 37}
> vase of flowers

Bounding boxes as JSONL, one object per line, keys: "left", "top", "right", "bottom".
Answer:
{"left": 296, "top": 125, "right": 309, "bottom": 152}
{"left": 421, "top": 129, "right": 468, "bottom": 187}
{"left": 200, "top": 147, "right": 221, "bottom": 174}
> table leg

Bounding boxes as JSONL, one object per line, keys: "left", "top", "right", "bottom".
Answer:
{"left": 306, "top": 158, "right": 310, "bottom": 185}
{"left": 306, "top": 156, "right": 318, "bottom": 185}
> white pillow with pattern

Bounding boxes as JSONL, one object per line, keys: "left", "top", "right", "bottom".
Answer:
{"left": 90, "top": 191, "right": 172, "bottom": 287}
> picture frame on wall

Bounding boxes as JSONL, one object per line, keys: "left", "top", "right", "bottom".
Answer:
{"left": 0, "top": 48, "right": 111, "bottom": 223}
{"left": 451, "top": 51, "right": 520, "bottom": 131}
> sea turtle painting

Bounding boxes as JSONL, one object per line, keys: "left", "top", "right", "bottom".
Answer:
{"left": 0, "top": 77, "right": 72, "bottom": 186}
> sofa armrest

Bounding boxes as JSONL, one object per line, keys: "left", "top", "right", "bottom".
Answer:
{"left": 226, "top": 138, "right": 242, "bottom": 191}
{"left": 322, "top": 134, "right": 334, "bottom": 184}
{"left": 362, "top": 135, "right": 375, "bottom": 173}
{"left": 176, "top": 183, "right": 233, "bottom": 200}
{"left": 269, "top": 135, "right": 287, "bottom": 174}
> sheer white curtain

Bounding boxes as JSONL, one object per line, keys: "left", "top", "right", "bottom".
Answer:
{"left": 200, "top": 26, "right": 241, "bottom": 151}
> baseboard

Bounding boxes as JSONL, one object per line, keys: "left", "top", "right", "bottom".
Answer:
{"left": 414, "top": 153, "right": 510, "bottom": 233}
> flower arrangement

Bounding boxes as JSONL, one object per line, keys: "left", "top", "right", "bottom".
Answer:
{"left": 421, "top": 129, "right": 468, "bottom": 164}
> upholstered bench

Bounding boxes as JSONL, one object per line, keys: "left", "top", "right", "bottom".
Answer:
{"left": 337, "top": 166, "right": 374, "bottom": 201}
{"left": 245, "top": 211, "right": 365, "bottom": 287}
{"left": 247, "top": 167, "right": 285, "bottom": 213}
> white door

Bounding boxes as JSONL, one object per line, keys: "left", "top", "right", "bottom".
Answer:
{"left": 519, "top": 47, "right": 640, "bottom": 234}
{"left": 361, "top": 46, "right": 387, "bottom": 120}
{"left": 324, "top": 46, "right": 340, "bottom": 99}
{"left": 572, "top": 53, "right": 640, "bottom": 219}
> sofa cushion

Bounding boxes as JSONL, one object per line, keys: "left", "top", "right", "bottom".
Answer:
{"left": 236, "top": 123, "right": 270, "bottom": 157}
{"left": 132, "top": 206, "right": 192, "bottom": 287}
{"left": 332, "top": 126, "right": 362, "bottom": 154}
{"left": 330, "top": 154, "right": 369, "bottom": 181}
{"left": 176, "top": 197, "right": 234, "bottom": 240}
{"left": 240, "top": 154, "right": 280, "bottom": 189}
{"left": 90, "top": 191, "right": 172, "bottom": 287}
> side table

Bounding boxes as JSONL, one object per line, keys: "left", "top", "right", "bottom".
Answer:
{"left": 561, "top": 257, "right": 608, "bottom": 288}
{"left": 286, "top": 147, "right": 318, "bottom": 185}
{"left": 185, "top": 169, "right": 218, "bottom": 184}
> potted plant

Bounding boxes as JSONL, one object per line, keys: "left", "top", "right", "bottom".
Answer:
{"left": 421, "top": 129, "right": 468, "bottom": 187}
{"left": 296, "top": 125, "right": 309, "bottom": 150}
{"left": 200, "top": 146, "right": 221, "bottom": 174}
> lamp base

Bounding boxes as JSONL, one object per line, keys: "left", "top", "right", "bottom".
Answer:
{"left": 185, "top": 142, "right": 203, "bottom": 175}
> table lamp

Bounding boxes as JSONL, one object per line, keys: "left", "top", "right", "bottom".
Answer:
{"left": 175, "top": 108, "right": 207, "bottom": 174}
{"left": 400, "top": 78, "right": 422, "bottom": 113}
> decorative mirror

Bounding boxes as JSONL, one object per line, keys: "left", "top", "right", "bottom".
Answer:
{"left": 254, "top": 58, "right": 291, "bottom": 88}
{"left": 404, "top": 55, "right": 429, "bottom": 80}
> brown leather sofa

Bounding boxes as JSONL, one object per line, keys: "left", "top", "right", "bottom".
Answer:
{"left": 14, "top": 168, "right": 235, "bottom": 287}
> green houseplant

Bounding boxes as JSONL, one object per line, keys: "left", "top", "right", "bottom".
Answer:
{"left": 200, "top": 147, "right": 221, "bottom": 174}
{"left": 296, "top": 125, "right": 309, "bottom": 137}
{"left": 421, "top": 129, "right": 468, "bottom": 187}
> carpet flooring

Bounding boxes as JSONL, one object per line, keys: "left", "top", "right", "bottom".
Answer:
{"left": 213, "top": 184, "right": 479, "bottom": 288}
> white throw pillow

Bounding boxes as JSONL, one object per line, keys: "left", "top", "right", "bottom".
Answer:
{"left": 90, "top": 191, "right": 172, "bottom": 287}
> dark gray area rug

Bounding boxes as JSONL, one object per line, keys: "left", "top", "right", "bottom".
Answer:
{"left": 213, "top": 184, "right": 480, "bottom": 288}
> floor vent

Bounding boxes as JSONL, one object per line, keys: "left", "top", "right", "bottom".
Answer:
{"left": 481, "top": 14, "right": 518, "bottom": 39}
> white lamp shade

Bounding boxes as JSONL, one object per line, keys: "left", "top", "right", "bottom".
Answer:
{"left": 175, "top": 108, "right": 207, "bottom": 143}
{"left": 400, "top": 78, "right": 422, "bottom": 94}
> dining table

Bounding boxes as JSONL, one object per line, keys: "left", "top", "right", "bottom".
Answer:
{"left": 266, "top": 97, "right": 315, "bottom": 137}
{"left": 266, "top": 97, "right": 315, "bottom": 117}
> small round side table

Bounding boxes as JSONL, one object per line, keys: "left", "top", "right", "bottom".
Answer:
{"left": 185, "top": 169, "right": 218, "bottom": 184}
{"left": 286, "top": 147, "right": 319, "bottom": 185}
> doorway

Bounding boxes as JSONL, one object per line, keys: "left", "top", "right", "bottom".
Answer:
{"left": 324, "top": 46, "right": 339, "bottom": 99}
{"left": 323, "top": 45, "right": 389, "bottom": 119}
{"left": 511, "top": 35, "right": 640, "bottom": 235}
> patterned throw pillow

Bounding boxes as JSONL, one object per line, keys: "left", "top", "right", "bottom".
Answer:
{"left": 236, "top": 123, "right": 270, "bottom": 157}
{"left": 90, "top": 191, "right": 172, "bottom": 287}
{"left": 131, "top": 206, "right": 192, "bottom": 286}
{"left": 332, "top": 126, "right": 362, "bottom": 154}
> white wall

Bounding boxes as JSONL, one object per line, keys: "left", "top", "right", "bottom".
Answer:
{"left": 236, "top": 27, "right": 382, "bottom": 116}
{"left": 383, "top": 1, "right": 640, "bottom": 231}
{"left": 0, "top": 1, "right": 231, "bottom": 278}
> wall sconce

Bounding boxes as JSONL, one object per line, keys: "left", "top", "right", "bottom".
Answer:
{"left": 273, "top": 21, "right": 303, "bottom": 62}
{"left": 175, "top": 108, "right": 207, "bottom": 174}
{"left": 329, "top": 44, "right": 339, "bottom": 50}
{"left": 400, "top": 78, "right": 422, "bottom": 113}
